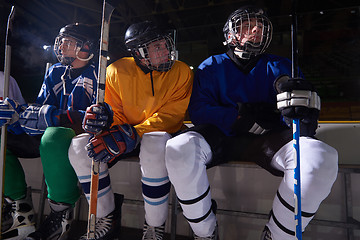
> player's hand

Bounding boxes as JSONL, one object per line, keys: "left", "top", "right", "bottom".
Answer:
{"left": 274, "top": 75, "right": 320, "bottom": 136}
{"left": 83, "top": 102, "right": 113, "bottom": 134}
{"left": 0, "top": 98, "right": 25, "bottom": 127}
{"left": 86, "top": 124, "right": 139, "bottom": 163}
{"left": 274, "top": 75, "right": 320, "bottom": 119}
{"left": 19, "top": 104, "right": 62, "bottom": 135}
{"left": 232, "top": 102, "right": 282, "bottom": 135}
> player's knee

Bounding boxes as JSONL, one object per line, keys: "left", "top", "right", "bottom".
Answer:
{"left": 315, "top": 143, "right": 338, "bottom": 185}
{"left": 311, "top": 141, "right": 338, "bottom": 180}
{"left": 165, "top": 132, "right": 198, "bottom": 172}
{"left": 301, "top": 139, "right": 338, "bottom": 198}
{"left": 40, "top": 127, "right": 75, "bottom": 149}
{"left": 40, "top": 127, "right": 76, "bottom": 166}
{"left": 139, "top": 131, "right": 171, "bottom": 168}
{"left": 68, "top": 133, "right": 92, "bottom": 170}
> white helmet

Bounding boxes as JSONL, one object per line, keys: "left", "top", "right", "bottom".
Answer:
{"left": 223, "top": 6, "right": 273, "bottom": 59}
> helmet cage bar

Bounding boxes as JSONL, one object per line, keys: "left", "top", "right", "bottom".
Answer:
{"left": 133, "top": 34, "right": 176, "bottom": 72}
{"left": 224, "top": 9, "right": 273, "bottom": 58}
{"left": 54, "top": 34, "right": 94, "bottom": 65}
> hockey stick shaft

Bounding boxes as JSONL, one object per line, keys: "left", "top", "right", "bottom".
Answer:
{"left": 291, "top": 0, "right": 302, "bottom": 239}
{"left": 0, "top": 6, "right": 15, "bottom": 233}
{"left": 87, "top": 1, "right": 114, "bottom": 239}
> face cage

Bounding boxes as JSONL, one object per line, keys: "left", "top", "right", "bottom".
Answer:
{"left": 134, "top": 35, "right": 176, "bottom": 72}
{"left": 53, "top": 35, "right": 93, "bottom": 65}
{"left": 225, "top": 13, "right": 272, "bottom": 58}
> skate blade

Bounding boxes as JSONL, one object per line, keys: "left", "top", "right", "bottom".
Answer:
{"left": 2, "top": 225, "right": 36, "bottom": 240}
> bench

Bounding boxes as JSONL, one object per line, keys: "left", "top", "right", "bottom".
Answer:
{"left": 22, "top": 121, "right": 360, "bottom": 239}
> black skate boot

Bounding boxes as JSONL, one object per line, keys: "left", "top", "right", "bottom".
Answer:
{"left": 260, "top": 226, "right": 272, "bottom": 240}
{"left": 79, "top": 193, "right": 124, "bottom": 240}
{"left": 24, "top": 199, "right": 73, "bottom": 240}
{"left": 2, "top": 187, "right": 36, "bottom": 239}
{"left": 141, "top": 221, "right": 165, "bottom": 240}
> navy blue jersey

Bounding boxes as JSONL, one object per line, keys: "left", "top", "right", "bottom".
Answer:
{"left": 189, "top": 53, "right": 298, "bottom": 136}
{"left": 36, "top": 62, "right": 98, "bottom": 113}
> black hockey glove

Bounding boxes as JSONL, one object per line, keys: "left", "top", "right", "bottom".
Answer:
{"left": 82, "top": 102, "right": 114, "bottom": 134}
{"left": 232, "top": 102, "right": 282, "bottom": 135}
{"left": 274, "top": 75, "right": 321, "bottom": 136}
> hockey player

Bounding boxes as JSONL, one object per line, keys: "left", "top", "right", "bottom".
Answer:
{"left": 0, "top": 72, "right": 40, "bottom": 240}
{"left": 68, "top": 20, "right": 193, "bottom": 240}
{"left": 0, "top": 71, "right": 26, "bottom": 104}
{"left": 164, "top": 6, "right": 338, "bottom": 240}
{"left": 0, "top": 23, "right": 111, "bottom": 240}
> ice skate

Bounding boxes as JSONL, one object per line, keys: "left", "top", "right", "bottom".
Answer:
{"left": 193, "top": 224, "right": 218, "bottom": 240}
{"left": 24, "top": 199, "right": 73, "bottom": 240}
{"left": 79, "top": 193, "right": 123, "bottom": 240}
{"left": 2, "top": 187, "right": 36, "bottom": 240}
{"left": 141, "top": 221, "right": 165, "bottom": 240}
{"left": 260, "top": 226, "right": 272, "bottom": 240}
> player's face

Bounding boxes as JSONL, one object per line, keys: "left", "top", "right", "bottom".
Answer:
{"left": 147, "top": 38, "right": 170, "bottom": 67}
{"left": 58, "top": 37, "right": 78, "bottom": 58}
{"left": 236, "top": 18, "right": 264, "bottom": 46}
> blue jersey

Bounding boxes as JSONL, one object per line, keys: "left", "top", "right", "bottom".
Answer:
{"left": 189, "top": 53, "right": 296, "bottom": 136}
{"left": 36, "top": 62, "right": 98, "bottom": 113}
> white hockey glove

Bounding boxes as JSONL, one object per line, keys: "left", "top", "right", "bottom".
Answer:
{"left": 274, "top": 75, "right": 320, "bottom": 136}
{"left": 0, "top": 98, "right": 25, "bottom": 126}
{"left": 274, "top": 75, "right": 320, "bottom": 119}
{"left": 19, "top": 105, "right": 62, "bottom": 135}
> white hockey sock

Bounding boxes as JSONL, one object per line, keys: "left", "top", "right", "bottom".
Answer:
{"left": 267, "top": 137, "right": 338, "bottom": 239}
{"left": 140, "top": 132, "right": 172, "bottom": 227}
{"left": 68, "top": 133, "right": 115, "bottom": 218}
{"left": 166, "top": 131, "right": 216, "bottom": 237}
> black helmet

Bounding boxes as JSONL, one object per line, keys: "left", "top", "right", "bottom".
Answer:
{"left": 54, "top": 23, "right": 97, "bottom": 65}
{"left": 223, "top": 6, "right": 272, "bottom": 59}
{"left": 124, "top": 21, "right": 176, "bottom": 71}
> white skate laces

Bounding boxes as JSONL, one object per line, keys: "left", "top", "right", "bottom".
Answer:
{"left": 142, "top": 222, "right": 165, "bottom": 240}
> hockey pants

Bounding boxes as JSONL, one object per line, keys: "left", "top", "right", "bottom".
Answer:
{"left": 4, "top": 127, "right": 80, "bottom": 205}
{"left": 165, "top": 131, "right": 338, "bottom": 239}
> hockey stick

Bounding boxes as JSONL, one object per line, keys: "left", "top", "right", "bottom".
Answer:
{"left": 87, "top": 1, "right": 114, "bottom": 239}
{"left": 0, "top": 6, "right": 15, "bottom": 233}
{"left": 291, "top": 0, "right": 302, "bottom": 239}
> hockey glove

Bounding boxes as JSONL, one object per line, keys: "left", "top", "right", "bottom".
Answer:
{"left": 232, "top": 102, "right": 282, "bottom": 135}
{"left": 0, "top": 98, "right": 26, "bottom": 127}
{"left": 83, "top": 102, "right": 114, "bottom": 134}
{"left": 19, "top": 104, "right": 62, "bottom": 135}
{"left": 274, "top": 75, "right": 321, "bottom": 119}
{"left": 274, "top": 75, "right": 321, "bottom": 136}
{"left": 86, "top": 124, "right": 139, "bottom": 163}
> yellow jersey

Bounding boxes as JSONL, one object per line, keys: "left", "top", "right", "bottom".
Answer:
{"left": 105, "top": 57, "right": 193, "bottom": 137}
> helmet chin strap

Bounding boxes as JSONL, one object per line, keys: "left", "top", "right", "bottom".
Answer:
{"left": 76, "top": 53, "right": 94, "bottom": 62}
{"left": 75, "top": 47, "right": 94, "bottom": 62}
{"left": 234, "top": 47, "right": 251, "bottom": 59}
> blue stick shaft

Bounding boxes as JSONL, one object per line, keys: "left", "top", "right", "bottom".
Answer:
{"left": 293, "top": 118, "right": 302, "bottom": 239}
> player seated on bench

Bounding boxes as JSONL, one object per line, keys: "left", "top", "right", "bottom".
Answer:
{"left": 164, "top": 5, "right": 338, "bottom": 240}
{"left": 68, "top": 20, "right": 193, "bottom": 240}
{"left": 0, "top": 23, "right": 105, "bottom": 240}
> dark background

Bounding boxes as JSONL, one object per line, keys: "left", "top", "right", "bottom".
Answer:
{"left": 0, "top": 0, "right": 359, "bottom": 120}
